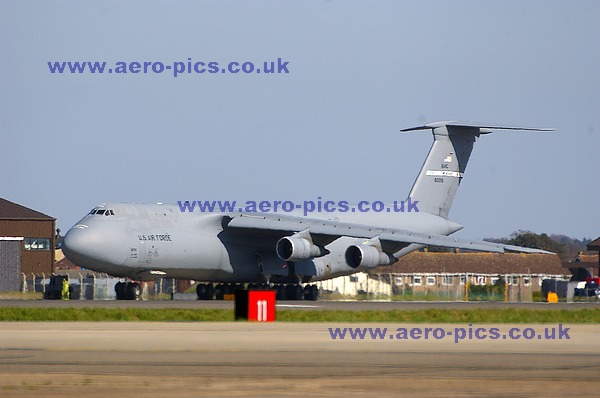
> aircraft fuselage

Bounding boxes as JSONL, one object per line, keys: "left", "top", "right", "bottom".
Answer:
{"left": 62, "top": 202, "right": 460, "bottom": 283}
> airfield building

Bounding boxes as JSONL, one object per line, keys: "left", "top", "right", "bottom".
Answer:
{"left": 317, "top": 251, "right": 569, "bottom": 301}
{"left": 0, "top": 198, "right": 55, "bottom": 291}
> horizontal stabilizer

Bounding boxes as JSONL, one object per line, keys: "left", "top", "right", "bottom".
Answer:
{"left": 502, "top": 244, "right": 554, "bottom": 254}
{"left": 401, "top": 121, "right": 554, "bottom": 133}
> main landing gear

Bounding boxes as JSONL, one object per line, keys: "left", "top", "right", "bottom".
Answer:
{"left": 196, "top": 283, "right": 319, "bottom": 301}
{"left": 115, "top": 281, "right": 141, "bottom": 300}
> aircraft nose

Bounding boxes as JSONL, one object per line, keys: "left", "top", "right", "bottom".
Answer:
{"left": 62, "top": 224, "right": 119, "bottom": 269}
{"left": 62, "top": 225, "right": 93, "bottom": 266}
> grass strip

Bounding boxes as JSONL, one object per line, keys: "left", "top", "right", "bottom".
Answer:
{"left": 277, "top": 308, "right": 600, "bottom": 323}
{"left": 0, "top": 307, "right": 599, "bottom": 322}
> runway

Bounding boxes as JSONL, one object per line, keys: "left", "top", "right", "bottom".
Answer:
{"left": 0, "top": 322, "right": 599, "bottom": 397}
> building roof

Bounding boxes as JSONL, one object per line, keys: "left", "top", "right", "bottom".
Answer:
{"left": 572, "top": 254, "right": 598, "bottom": 264}
{"left": 370, "top": 251, "right": 567, "bottom": 275}
{"left": 587, "top": 237, "right": 600, "bottom": 251}
{"left": 0, "top": 198, "right": 55, "bottom": 220}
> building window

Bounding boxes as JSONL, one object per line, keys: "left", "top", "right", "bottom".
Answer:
{"left": 442, "top": 275, "right": 453, "bottom": 286}
{"left": 412, "top": 276, "right": 422, "bottom": 286}
{"left": 512, "top": 276, "right": 519, "bottom": 285}
{"left": 426, "top": 276, "right": 435, "bottom": 286}
{"left": 473, "top": 275, "right": 486, "bottom": 285}
{"left": 24, "top": 238, "right": 51, "bottom": 251}
{"left": 491, "top": 277, "right": 500, "bottom": 285}
{"left": 459, "top": 275, "right": 466, "bottom": 285}
{"left": 523, "top": 277, "right": 531, "bottom": 287}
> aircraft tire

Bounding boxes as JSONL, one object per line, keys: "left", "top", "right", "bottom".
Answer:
{"left": 127, "top": 283, "right": 141, "bottom": 300}
{"left": 196, "top": 283, "right": 214, "bottom": 300}
{"left": 294, "top": 284, "right": 303, "bottom": 300}
{"left": 303, "top": 285, "right": 311, "bottom": 300}
{"left": 206, "top": 284, "right": 215, "bottom": 300}
{"left": 196, "top": 284, "right": 207, "bottom": 300}
{"left": 310, "top": 284, "right": 319, "bottom": 301}
{"left": 115, "top": 282, "right": 127, "bottom": 300}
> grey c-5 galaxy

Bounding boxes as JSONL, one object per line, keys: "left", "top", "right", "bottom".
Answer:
{"left": 62, "top": 121, "right": 553, "bottom": 300}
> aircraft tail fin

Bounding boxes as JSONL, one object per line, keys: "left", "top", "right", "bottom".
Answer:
{"left": 403, "top": 121, "right": 553, "bottom": 219}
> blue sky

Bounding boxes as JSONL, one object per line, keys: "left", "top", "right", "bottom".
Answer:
{"left": 1, "top": 0, "right": 598, "bottom": 240}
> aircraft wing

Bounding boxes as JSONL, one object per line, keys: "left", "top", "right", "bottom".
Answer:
{"left": 222, "top": 213, "right": 553, "bottom": 255}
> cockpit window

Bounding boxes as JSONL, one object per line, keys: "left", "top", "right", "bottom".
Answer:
{"left": 88, "top": 208, "right": 115, "bottom": 216}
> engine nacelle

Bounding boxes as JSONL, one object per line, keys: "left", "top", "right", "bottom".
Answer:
{"left": 276, "top": 237, "right": 324, "bottom": 262}
{"left": 345, "top": 244, "right": 394, "bottom": 269}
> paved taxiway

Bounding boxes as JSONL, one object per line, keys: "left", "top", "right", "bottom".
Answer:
{"left": 0, "top": 321, "right": 599, "bottom": 397}
{"left": 0, "top": 299, "right": 598, "bottom": 310}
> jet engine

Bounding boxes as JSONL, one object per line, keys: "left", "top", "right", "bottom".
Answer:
{"left": 276, "top": 237, "right": 324, "bottom": 262}
{"left": 345, "top": 244, "right": 394, "bottom": 269}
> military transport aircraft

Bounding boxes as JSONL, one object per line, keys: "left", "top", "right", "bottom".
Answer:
{"left": 62, "top": 121, "right": 553, "bottom": 300}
